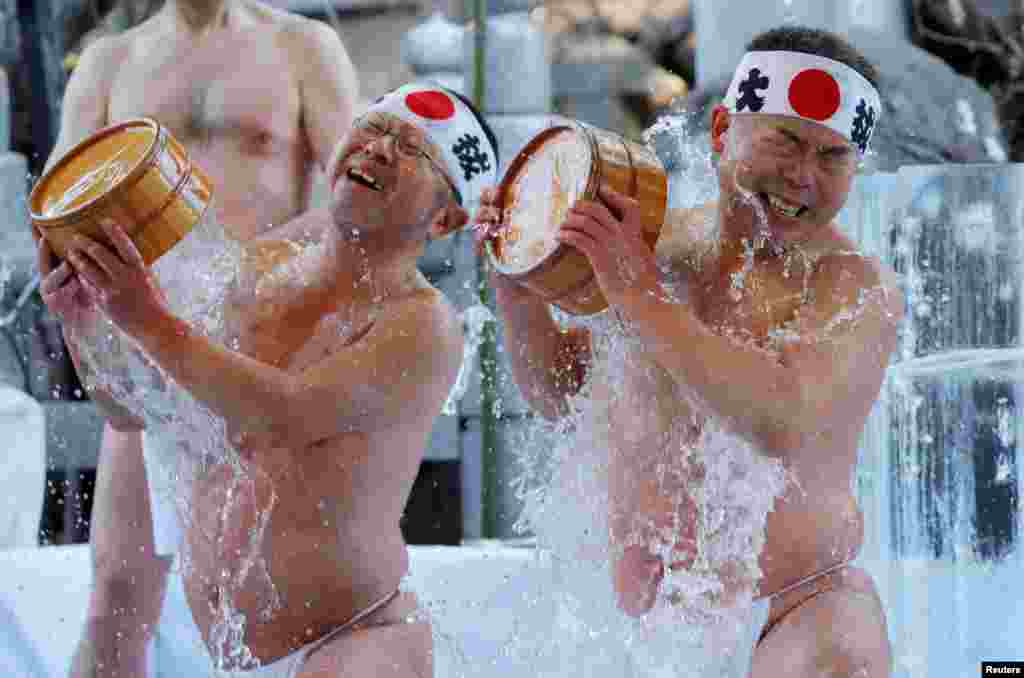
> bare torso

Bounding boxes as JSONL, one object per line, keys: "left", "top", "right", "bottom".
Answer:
{"left": 105, "top": 2, "right": 316, "bottom": 240}
{"left": 182, "top": 239, "right": 443, "bottom": 665}
{"left": 599, "top": 204, "right": 866, "bottom": 604}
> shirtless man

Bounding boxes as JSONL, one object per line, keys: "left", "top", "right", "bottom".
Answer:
{"left": 477, "top": 27, "right": 902, "bottom": 677}
{"left": 40, "top": 83, "right": 497, "bottom": 678}
{"left": 37, "top": 1, "right": 357, "bottom": 675}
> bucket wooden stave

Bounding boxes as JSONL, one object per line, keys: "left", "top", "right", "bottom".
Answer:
{"left": 487, "top": 122, "right": 667, "bottom": 315}
{"left": 29, "top": 118, "right": 213, "bottom": 266}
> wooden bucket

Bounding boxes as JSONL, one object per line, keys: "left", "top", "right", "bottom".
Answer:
{"left": 29, "top": 118, "right": 213, "bottom": 266}
{"left": 486, "top": 122, "right": 667, "bottom": 315}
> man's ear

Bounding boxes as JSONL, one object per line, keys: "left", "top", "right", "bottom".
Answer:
{"left": 427, "top": 204, "right": 469, "bottom": 240}
{"left": 710, "top": 104, "right": 731, "bottom": 155}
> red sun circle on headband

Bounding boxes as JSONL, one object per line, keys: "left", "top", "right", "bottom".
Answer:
{"left": 788, "top": 69, "right": 841, "bottom": 121}
{"left": 405, "top": 91, "right": 455, "bottom": 120}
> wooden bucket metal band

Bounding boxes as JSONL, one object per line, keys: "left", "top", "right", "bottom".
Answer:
{"left": 127, "top": 128, "right": 197, "bottom": 236}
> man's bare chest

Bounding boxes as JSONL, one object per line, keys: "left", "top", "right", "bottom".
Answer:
{"left": 697, "top": 254, "right": 815, "bottom": 344}
{"left": 108, "top": 38, "right": 300, "bottom": 150}
{"left": 223, "top": 279, "right": 372, "bottom": 375}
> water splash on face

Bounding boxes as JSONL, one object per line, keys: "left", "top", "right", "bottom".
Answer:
{"left": 443, "top": 303, "right": 495, "bottom": 415}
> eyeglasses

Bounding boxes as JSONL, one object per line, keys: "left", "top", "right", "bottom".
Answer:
{"left": 757, "top": 129, "right": 860, "bottom": 177}
{"left": 352, "top": 114, "right": 462, "bottom": 205}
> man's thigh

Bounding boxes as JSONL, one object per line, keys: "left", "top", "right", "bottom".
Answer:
{"left": 298, "top": 621, "right": 432, "bottom": 678}
{"left": 751, "top": 567, "right": 892, "bottom": 678}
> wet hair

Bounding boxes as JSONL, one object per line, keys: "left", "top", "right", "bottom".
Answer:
{"left": 746, "top": 26, "right": 880, "bottom": 90}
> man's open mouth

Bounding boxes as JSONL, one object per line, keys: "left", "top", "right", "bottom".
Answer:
{"left": 347, "top": 168, "right": 383, "bottom": 192}
{"left": 761, "top": 192, "right": 807, "bottom": 219}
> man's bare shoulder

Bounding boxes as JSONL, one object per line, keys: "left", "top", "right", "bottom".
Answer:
{"left": 240, "top": 238, "right": 305, "bottom": 277}
{"left": 809, "top": 239, "right": 904, "bottom": 325}
{"left": 259, "top": 208, "right": 329, "bottom": 246}
{"left": 369, "top": 287, "right": 464, "bottom": 376}
{"left": 253, "top": 3, "right": 344, "bottom": 59}
{"left": 72, "top": 31, "right": 133, "bottom": 82}
{"left": 811, "top": 227, "right": 896, "bottom": 289}
{"left": 385, "top": 288, "right": 462, "bottom": 353}
{"left": 308, "top": 287, "right": 463, "bottom": 407}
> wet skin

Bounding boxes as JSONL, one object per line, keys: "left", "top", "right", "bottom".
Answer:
{"left": 91, "top": 2, "right": 355, "bottom": 239}
{"left": 42, "top": 113, "right": 467, "bottom": 675}
{"left": 476, "top": 106, "right": 903, "bottom": 676}
{"left": 37, "top": 2, "right": 356, "bottom": 676}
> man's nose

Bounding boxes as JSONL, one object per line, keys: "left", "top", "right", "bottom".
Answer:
{"left": 780, "top": 150, "right": 816, "bottom": 189}
{"left": 365, "top": 133, "right": 397, "bottom": 162}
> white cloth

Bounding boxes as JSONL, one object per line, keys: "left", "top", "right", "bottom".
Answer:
{"left": 142, "top": 431, "right": 183, "bottom": 557}
{"left": 724, "top": 50, "right": 881, "bottom": 153}
{"left": 367, "top": 83, "right": 498, "bottom": 206}
{"left": 0, "top": 386, "right": 45, "bottom": 550}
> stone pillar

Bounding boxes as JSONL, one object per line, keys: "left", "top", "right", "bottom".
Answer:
{"left": 693, "top": 0, "right": 911, "bottom": 85}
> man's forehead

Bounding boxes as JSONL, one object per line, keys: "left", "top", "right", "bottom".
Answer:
{"left": 368, "top": 112, "right": 445, "bottom": 156}
{"left": 752, "top": 113, "right": 855, "bottom": 150}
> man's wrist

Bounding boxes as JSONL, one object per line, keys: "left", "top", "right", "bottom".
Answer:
{"left": 132, "top": 308, "right": 191, "bottom": 363}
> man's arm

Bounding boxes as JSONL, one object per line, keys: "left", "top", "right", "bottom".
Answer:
{"left": 43, "top": 36, "right": 120, "bottom": 174}
{"left": 475, "top": 188, "right": 593, "bottom": 421}
{"left": 42, "top": 36, "right": 164, "bottom": 678}
{"left": 64, "top": 325, "right": 145, "bottom": 432}
{"left": 127, "top": 290, "right": 461, "bottom": 450}
{"left": 291, "top": 18, "right": 358, "bottom": 173}
{"left": 493, "top": 271, "right": 593, "bottom": 421}
{"left": 617, "top": 253, "right": 903, "bottom": 453}
{"left": 37, "top": 36, "right": 144, "bottom": 431}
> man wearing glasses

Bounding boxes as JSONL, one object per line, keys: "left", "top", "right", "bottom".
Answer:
{"left": 477, "top": 27, "right": 903, "bottom": 677}
{"left": 39, "top": 83, "right": 497, "bottom": 678}
{"left": 46, "top": 2, "right": 358, "bottom": 677}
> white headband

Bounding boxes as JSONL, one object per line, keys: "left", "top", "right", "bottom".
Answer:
{"left": 366, "top": 83, "right": 498, "bottom": 206}
{"left": 724, "top": 51, "right": 881, "bottom": 153}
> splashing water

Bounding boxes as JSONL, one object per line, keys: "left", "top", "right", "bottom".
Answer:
{"left": 491, "top": 310, "right": 788, "bottom": 677}
{"left": 443, "top": 303, "right": 495, "bottom": 415}
{"left": 71, "top": 204, "right": 283, "bottom": 669}
{"left": 428, "top": 113, "right": 801, "bottom": 677}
